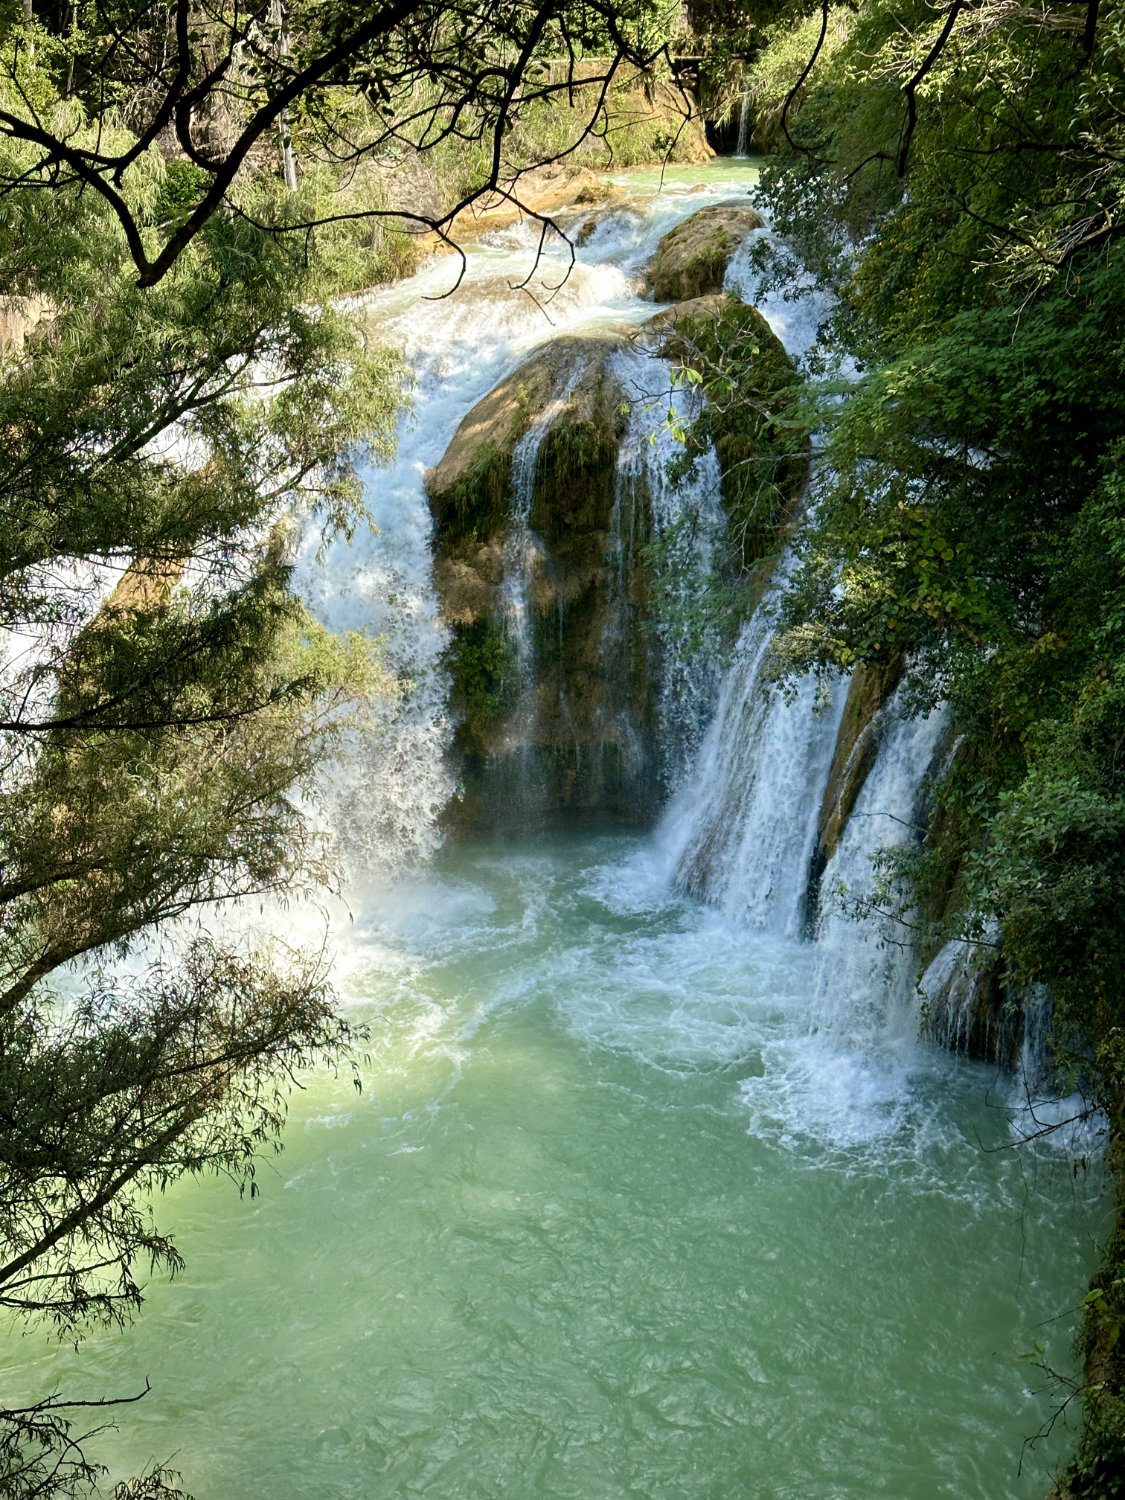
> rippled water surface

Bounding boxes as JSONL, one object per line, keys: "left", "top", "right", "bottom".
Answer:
{"left": 4, "top": 833, "right": 1109, "bottom": 1499}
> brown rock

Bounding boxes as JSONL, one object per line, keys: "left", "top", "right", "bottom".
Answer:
{"left": 645, "top": 201, "right": 763, "bottom": 302}
{"left": 427, "top": 328, "right": 662, "bottom": 828}
{"left": 424, "top": 328, "right": 632, "bottom": 545}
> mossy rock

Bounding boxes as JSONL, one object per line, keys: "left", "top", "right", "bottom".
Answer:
{"left": 424, "top": 329, "right": 630, "bottom": 547}
{"left": 646, "top": 292, "right": 808, "bottom": 571}
{"left": 429, "top": 328, "right": 662, "bottom": 830}
{"left": 645, "top": 202, "right": 763, "bottom": 302}
{"left": 446, "top": 614, "right": 522, "bottom": 758}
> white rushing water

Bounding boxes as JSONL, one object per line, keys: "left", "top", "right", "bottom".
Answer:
{"left": 298, "top": 164, "right": 769, "bottom": 870}
{"left": 812, "top": 692, "right": 950, "bottom": 1024}
{"left": 658, "top": 594, "right": 848, "bottom": 933}
{"left": 608, "top": 345, "right": 730, "bottom": 790}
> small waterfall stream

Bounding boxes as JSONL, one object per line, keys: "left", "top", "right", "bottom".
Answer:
{"left": 657, "top": 580, "right": 848, "bottom": 934}
{"left": 610, "top": 347, "right": 730, "bottom": 790}
{"left": 810, "top": 694, "right": 950, "bottom": 1026}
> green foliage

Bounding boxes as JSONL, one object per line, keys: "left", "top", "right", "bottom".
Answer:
{"left": 448, "top": 615, "right": 521, "bottom": 748}
{"left": 664, "top": 297, "right": 808, "bottom": 570}
{"left": 0, "top": 53, "right": 406, "bottom": 1499}
{"left": 743, "top": 0, "right": 1125, "bottom": 1473}
{"left": 433, "top": 440, "right": 514, "bottom": 544}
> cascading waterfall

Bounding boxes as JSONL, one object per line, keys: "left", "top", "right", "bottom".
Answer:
{"left": 657, "top": 593, "right": 848, "bottom": 935}
{"left": 295, "top": 442, "right": 456, "bottom": 873}
{"left": 919, "top": 937, "right": 988, "bottom": 1052}
{"left": 810, "top": 691, "right": 949, "bottom": 1028}
{"left": 493, "top": 366, "right": 588, "bottom": 806}
{"left": 610, "top": 347, "right": 730, "bottom": 791}
{"left": 8, "top": 163, "right": 1105, "bottom": 1500}
{"left": 311, "top": 159, "right": 1005, "bottom": 1066}
{"left": 297, "top": 170, "right": 778, "bottom": 864}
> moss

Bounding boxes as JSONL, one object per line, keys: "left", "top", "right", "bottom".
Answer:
{"left": 447, "top": 615, "right": 521, "bottom": 753}
{"left": 531, "top": 415, "right": 621, "bottom": 541}
{"left": 679, "top": 246, "right": 730, "bottom": 297}
{"left": 647, "top": 204, "right": 763, "bottom": 301}
{"left": 432, "top": 439, "right": 516, "bottom": 546}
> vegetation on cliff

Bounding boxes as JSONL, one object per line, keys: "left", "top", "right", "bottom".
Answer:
{"left": 739, "top": 0, "right": 1125, "bottom": 1485}
{"left": 652, "top": 292, "right": 806, "bottom": 571}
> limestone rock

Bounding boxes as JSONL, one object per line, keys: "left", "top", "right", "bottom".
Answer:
{"left": 448, "top": 168, "right": 627, "bottom": 241}
{"left": 425, "top": 328, "right": 632, "bottom": 545}
{"left": 645, "top": 201, "right": 763, "bottom": 302}
{"left": 919, "top": 935, "right": 1021, "bottom": 1067}
{"left": 804, "top": 657, "right": 905, "bottom": 927}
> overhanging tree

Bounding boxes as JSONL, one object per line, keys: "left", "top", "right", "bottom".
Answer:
{"left": 0, "top": 0, "right": 685, "bottom": 1492}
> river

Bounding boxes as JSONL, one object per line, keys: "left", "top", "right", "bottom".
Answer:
{"left": 0, "top": 160, "right": 1111, "bottom": 1500}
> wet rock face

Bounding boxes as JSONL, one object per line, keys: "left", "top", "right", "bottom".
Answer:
{"left": 919, "top": 938, "right": 1024, "bottom": 1067}
{"left": 426, "top": 330, "right": 628, "bottom": 546}
{"left": 425, "top": 331, "right": 661, "bottom": 829}
{"left": 645, "top": 202, "right": 764, "bottom": 302}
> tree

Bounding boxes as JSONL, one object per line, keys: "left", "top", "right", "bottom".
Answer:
{"left": 0, "top": 0, "right": 679, "bottom": 285}
{"left": 0, "top": 0, "right": 680, "bottom": 1491}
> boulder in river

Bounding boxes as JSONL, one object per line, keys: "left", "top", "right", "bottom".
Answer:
{"left": 645, "top": 201, "right": 763, "bottom": 302}
{"left": 425, "top": 330, "right": 661, "bottom": 828}
{"left": 919, "top": 936, "right": 1022, "bottom": 1066}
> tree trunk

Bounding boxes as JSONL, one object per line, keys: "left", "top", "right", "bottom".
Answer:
{"left": 271, "top": 0, "right": 299, "bottom": 191}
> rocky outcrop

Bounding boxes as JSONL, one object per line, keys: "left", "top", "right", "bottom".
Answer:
{"left": 918, "top": 935, "right": 1023, "bottom": 1066}
{"left": 645, "top": 201, "right": 763, "bottom": 302}
{"left": 425, "top": 331, "right": 661, "bottom": 828}
{"left": 427, "top": 328, "right": 631, "bottom": 546}
{"left": 425, "top": 289, "right": 805, "bottom": 832}
{"left": 448, "top": 168, "right": 629, "bottom": 242}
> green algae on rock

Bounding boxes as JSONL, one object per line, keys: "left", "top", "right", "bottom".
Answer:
{"left": 425, "top": 330, "right": 661, "bottom": 828}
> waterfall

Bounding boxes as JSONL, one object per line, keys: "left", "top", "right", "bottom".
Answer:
{"left": 811, "top": 692, "right": 949, "bottom": 1029}
{"left": 495, "top": 368, "right": 586, "bottom": 790}
{"left": 918, "top": 919, "right": 1005, "bottom": 1056}
{"left": 919, "top": 939, "right": 983, "bottom": 1053}
{"left": 735, "top": 90, "right": 751, "bottom": 158}
{"left": 610, "top": 348, "right": 730, "bottom": 792}
{"left": 658, "top": 593, "right": 848, "bottom": 935}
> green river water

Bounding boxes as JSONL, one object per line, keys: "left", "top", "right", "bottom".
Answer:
{"left": 3, "top": 833, "right": 1110, "bottom": 1499}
